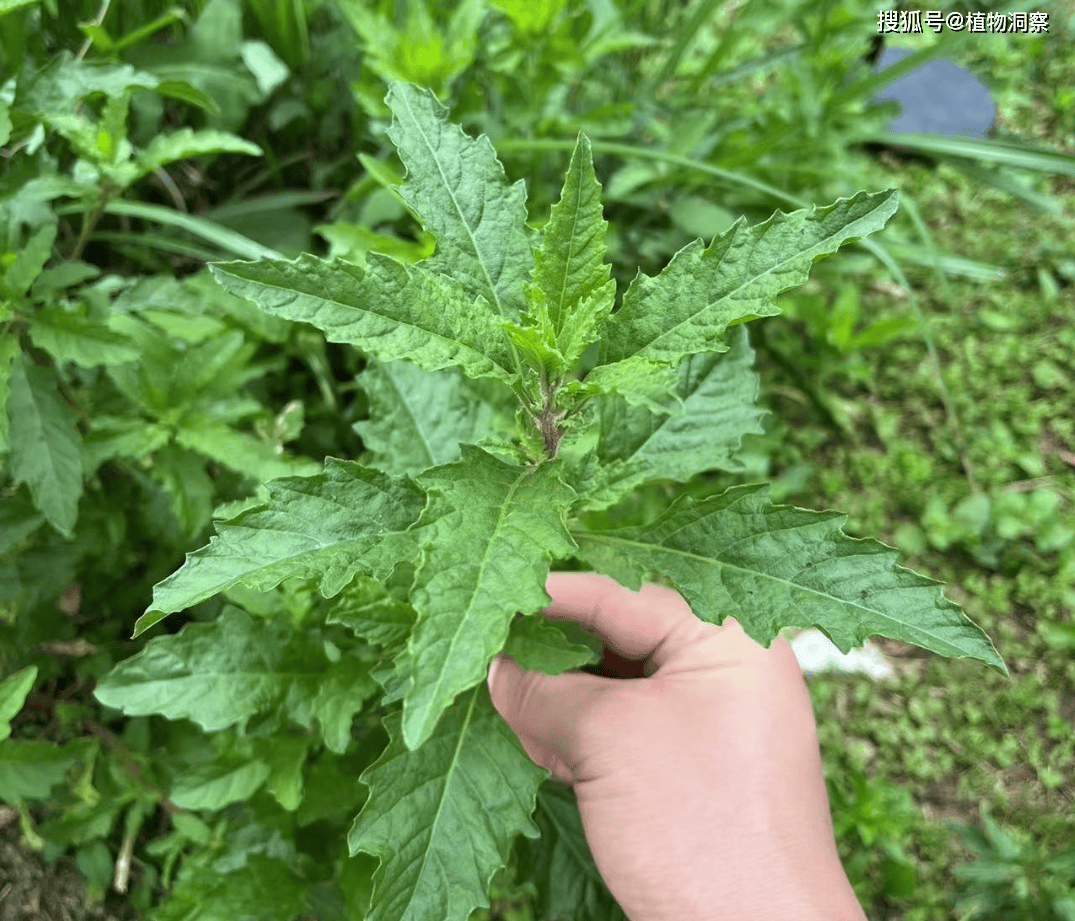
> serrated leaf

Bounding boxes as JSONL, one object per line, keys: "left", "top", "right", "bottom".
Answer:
{"left": 530, "top": 133, "right": 615, "bottom": 368}
{"left": 354, "top": 360, "right": 514, "bottom": 477}
{"left": 500, "top": 311, "right": 566, "bottom": 375}
{"left": 328, "top": 573, "right": 418, "bottom": 650}
{"left": 175, "top": 414, "right": 320, "bottom": 482}
{"left": 211, "top": 254, "right": 518, "bottom": 385}
{"left": 397, "top": 447, "right": 578, "bottom": 749}
{"left": 572, "top": 484, "right": 1006, "bottom": 672}
{"left": 503, "top": 613, "right": 602, "bottom": 675}
{"left": 385, "top": 82, "right": 532, "bottom": 319}
{"left": 137, "top": 460, "right": 426, "bottom": 635}
{"left": 596, "top": 190, "right": 899, "bottom": 367}
{"left": 583, "top": 325, "right": 765, "bottom": 511}
{"left": 7, "top": 354, "right": 83, "bottom": 537}
{"left": 170, "top": 755, "right": 271, "bottom": 810}
{"left": 0, "top": 666, "right": 38, "bottom": 742}
{"left": 566, "top": 355, "right": 682, "bottom": 415}
{"left": 348, "top": 683, "right": 547, "bottom": 921}
{"left": 516, "top": 783, "right": 628, "bottom": 921}
{"left": 28, "top": 306, "right": 140, "bottom": 367}
{"left": 97, "top": 607, "right": 380, "bottom": 744}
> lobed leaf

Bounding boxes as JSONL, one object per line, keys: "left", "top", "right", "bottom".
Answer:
{"left": 528, "top": 133, "right": 616, "bottom": 370}
{"left": 211, "top": 254, "right": 518, "bottom": 385}
{"left": 354, "top": 360, "right": 514, "bottom": 477}
{"left": 386, "top": 82, "right": 532, "bottom": 319}
{"left": 502, "top": 613, "right": 603, "bottom": 675}
{"left": 98, "top": 606, "right": 380, "bottom": 748}
{"left": 573, "top": 484, "right": 1006, "bottom": 671}
{"left": 398, "top": 446, "right": 578, "bottom": 750}
{"left": 348, "top": 684, "right": 547, "bottom": 921}
{"left": 583, "top": 325, "right": 766, "bottom": 511}
{"left": 596, "top": 189, "right": 900, "bottom": 367}
{"left": 515, "top": 783, "right": 629, "bottom": 921}
{"left": 137, "top": 459, "right": 425, "bottom": 635}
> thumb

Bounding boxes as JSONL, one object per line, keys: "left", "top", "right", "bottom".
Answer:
{"left": 486, "top": 652, "right": 608, "bottom": 783}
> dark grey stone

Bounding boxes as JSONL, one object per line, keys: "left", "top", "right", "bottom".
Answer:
{"left": 871, "top": 46, "right": 997, "bottom": 140}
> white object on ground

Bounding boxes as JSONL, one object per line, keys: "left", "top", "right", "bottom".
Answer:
{"left": 789, "top": 628, "right": 895, "bottom": 680}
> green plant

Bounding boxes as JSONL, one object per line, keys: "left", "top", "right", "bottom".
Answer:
{"left": 81, "top": 83, "right": 1006, "bottom": 920}
{"left": 948, "top": 805, "right": 1075, "bottom": 921}
{"left": 829, "top": 764, "right": 920, "bottom": 906}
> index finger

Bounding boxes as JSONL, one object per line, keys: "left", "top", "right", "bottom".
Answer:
{"left": 540, "top": 570, "right": 698, "bottom": 661}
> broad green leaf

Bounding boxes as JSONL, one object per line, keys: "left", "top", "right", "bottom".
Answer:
{"left": 97, "top": 607, "right": 381, "bottom": 744}
{"left": 0, "top": 739, "right": 80, "bottom": 801}
{"left": 7, "top": 355, "right": 83, "bottom": 537}
{"left": 348, "top": 684, "right": 547, "bottom": 921}
{"left": 398, "top": 447, "right": 578, "bottom": 749}
{"left": 153, "top": 856, "right": 310, "bottom": 921}
{"left": 566, "top": 355, "right": 681, "bottom": 414}
{"left": 502, "top": 613, "right": 603, "bottom": 675}
{"left": 17, "top": 51, "right": 159, "bottom": 117}
{"left": 2, "top": 223, "right": 56, "bottom": 298}
{"left": 297, "top": 746, "right": 373, "bottom": 828}
{"left": 170, "top": 755, "right": 271, "bottom": 810}
{"left": 131, "top": 127, "right": 262, "bottom": 182}
{"left": 311, "top": 651, "right": 384, "bottom": 753}
{"left": 0, "top": 666, "right": 38, "bottom": 742}
{"left": 211, "top": 254, "right": 518, "bottom": 385}
{"left": 385, "top": 82, "right": 532, "bottom": 319}
{"left": 529, "top": 133, "right": 615, "bottom": 369}
{"left": 28, "top": 307, "right": 140, "bottom": 367}
{"left": 596, "top": 189, "right": 899, "bottom": 367}
{"left": 327, "top": 573, "right": 417, "bottom": 651}
{"left": 572, "top": 484, "right": 1006, "bottom": 672}
{"left": 500, "top": 312, "right": 566, "bottom": 374}
{"left": 354, "top": 359, "right": 514, "bottom": 477}
{"left": 136, "top": 460, "right": 426, "bottom": 635}
{"left": 175, "top": 414, "right": 320, "bottom": 481}
{"left": 515, "top": 783, "right": 628, "bottom": 921}
{"left": 582, "top": 325, "right": 765, "bottom": 511}
{"left": 255, "top": 733, "right": 312, "bottom": 811}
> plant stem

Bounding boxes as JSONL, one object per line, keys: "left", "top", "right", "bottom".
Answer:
{"left": 536, "top": 369, "right": 567, "bottom": 459}
{"left": 71, "top": 182, "right": 115, "bottom": 261}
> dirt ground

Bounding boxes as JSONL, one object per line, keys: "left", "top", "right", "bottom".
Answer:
{"left": 0, "top": 810, "right": 127, "bottom": 921}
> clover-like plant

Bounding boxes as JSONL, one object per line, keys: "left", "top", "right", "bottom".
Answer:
{"left": 95, "top": 83, "right": 1005, "bottom": 921}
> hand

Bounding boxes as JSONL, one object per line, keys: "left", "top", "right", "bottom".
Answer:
{"left": 487, "top": 571, "right": 868, "bottom": 921}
